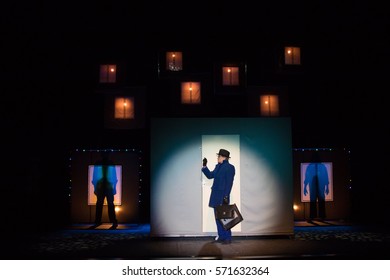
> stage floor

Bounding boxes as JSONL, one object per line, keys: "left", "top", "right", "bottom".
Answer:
{"left": 2, "top": 220, "right": 390, "bottom": 260}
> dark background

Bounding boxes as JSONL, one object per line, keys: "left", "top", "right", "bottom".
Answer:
{"left": 2, "top": 2, "right": 389, "bottom": 233}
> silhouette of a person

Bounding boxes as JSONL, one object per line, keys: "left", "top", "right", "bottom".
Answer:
{"left": 303, "top": 152, "right": 329, "bottom": 221}
{"left": 90, "top": 151, "right": 118, "bottom": 229}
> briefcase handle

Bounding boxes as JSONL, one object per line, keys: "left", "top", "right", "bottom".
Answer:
{"left": 223, "top": 196, "right": 229, "bottom": 205}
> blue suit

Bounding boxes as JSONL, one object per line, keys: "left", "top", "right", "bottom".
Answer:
{"left": 202, "top": 159, "right": 235, "bottom": 241}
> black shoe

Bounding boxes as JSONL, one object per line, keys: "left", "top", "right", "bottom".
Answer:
{"left": 109, "top": 223, "right": 118, "bottom": 230}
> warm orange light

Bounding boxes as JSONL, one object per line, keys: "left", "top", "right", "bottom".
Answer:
{"left": 115, "top": 97, "right": 134, "bottom": 119}
{"left": 293, "top": 204, "right": 299, "bottom": 211}
{"left": 166, "top": 51, "right": 182, "bottom": 71}
{"left": 181, "top": 82, "right": 201, "bottom": 104}
{"left": 115, "top": 206, "right": 121, "bottom": 212}
{"left": 100, "top": 64, "right": 117, "bottom": 83}
{"left": 222, "top": 67, "right": 239, "bottom": 86}
{"left": 285, "top": 46, "right": 301, "bottom": 65}
{"left": 260, "top": 95, "right": 279, "bottom": 116}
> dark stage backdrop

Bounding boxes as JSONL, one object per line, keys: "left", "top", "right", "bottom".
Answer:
{"left": 150, "top": 117, "right": 294, "bottom": 237}
{"left": 70, "top": 150, "right": 140, "bottom": 223}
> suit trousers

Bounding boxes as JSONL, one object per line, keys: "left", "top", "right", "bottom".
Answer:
{"left": 214, "top": 208, "right": 232, "bottom": 241}
{"left": 95, "top": 190, "right": 117, "bottom": 224}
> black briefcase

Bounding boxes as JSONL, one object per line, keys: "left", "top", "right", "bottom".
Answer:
{"left": 215, "top": 204, "right": 235, "bottom": 219}
{"left": 215, "top": 203, "right": 244, "bottom": 230}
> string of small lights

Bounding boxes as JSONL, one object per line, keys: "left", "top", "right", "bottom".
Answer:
{"left": 68, "top": 148, "right": 144, "bottom": 206}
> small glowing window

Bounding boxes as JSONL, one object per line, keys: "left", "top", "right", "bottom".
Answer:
{"left": 100, "top": 64, "right": 116, "bottom": 83}
{"left": 260, "top": 95, "right": 279, "bottom": 116}
{"left": 222, "top": 67, "right": 239, "bottom": 86}
{"left": 181, "top": 82, "right": 201, "bottom": 104}
{"left": 284, "top": 47, "right": 301, "bottom": 65}
{"left": 114, "top": 97, "right": 134, "bottom": 119}
{"left": 166, "top": 51, "right": 183, "bottom": 71}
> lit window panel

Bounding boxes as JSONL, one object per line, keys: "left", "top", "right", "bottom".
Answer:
{"left": 222, "top": 66, "right": 239, "bottom": 86}
{"left": 166, "top": 51, "right": 183, "bottom": 71}
{"left": 284, "top": 47, "right": 301, "bottom": 65}
{"left": 260, "top": 95, "right": 279, "bottom": 116}
{"left": 181, "top": 82, "right": 201, "bottom": 104}
{"left": 115, "top": 97, "right": 134, "bottom": 119}
{"left": 100, "top": 64, "right": 117, "bottom": 83}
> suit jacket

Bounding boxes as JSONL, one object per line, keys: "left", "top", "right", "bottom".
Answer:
{"left": 92, "top": 164, "right": 118, "bottom": 195}
{"left": 202, "top": 159, "right": 235, "bottom": 207}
